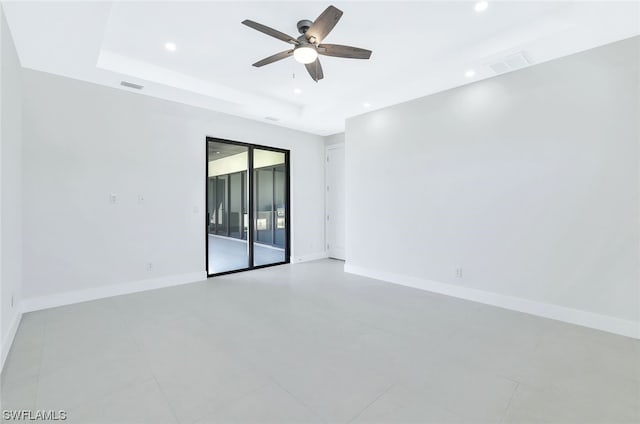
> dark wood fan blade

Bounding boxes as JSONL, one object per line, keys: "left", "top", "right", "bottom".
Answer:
{"left": 305, "top": 5, "right": 343, "bottom": 44}
{"left": 305, "top": 58, "right": 324, "bottom": 82}
{"left": 242, "top": 20, "right": 299, "bottom": 45}
{"left": 252, "top": 50, "right": 294, "bottom": 67}
{"left": 318, "top": 44, "right": 372, "bottom": 59}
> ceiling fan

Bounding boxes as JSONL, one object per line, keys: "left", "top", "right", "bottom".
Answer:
{"left": 242, "top": 5, "right": 372, "bottom": 82}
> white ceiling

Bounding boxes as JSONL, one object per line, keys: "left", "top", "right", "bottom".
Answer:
{"left": 3, "top": 1, "right": 639, "bottom": 136}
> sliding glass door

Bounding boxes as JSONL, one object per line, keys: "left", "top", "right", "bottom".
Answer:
{"left": 206, "top": 138, "right": 289, "bottom": 276}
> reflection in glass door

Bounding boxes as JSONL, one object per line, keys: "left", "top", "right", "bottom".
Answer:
{"left": 207, "top": 141, "right": 249, "bottom": 274}
{"left": 253, "top": 149, "right": 287, "bottom": 266}
{"left": 206, "top": 138, "right": 289, "bottom": 276}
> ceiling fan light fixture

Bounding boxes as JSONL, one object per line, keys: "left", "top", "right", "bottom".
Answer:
{"left": 293, "top": 46, "right": 318, "bottom": 64}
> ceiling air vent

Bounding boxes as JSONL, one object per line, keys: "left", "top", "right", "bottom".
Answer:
{"left": 489, "top": 62, "right": 509, "bottom": 74}
{"left": 488, "top": 52, "right": 531, "bottom": 75}
{"left": 120, "top": 81, "right": 144, "bottom": 90}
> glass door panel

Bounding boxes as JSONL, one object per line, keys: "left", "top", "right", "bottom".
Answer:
{"left": 253, "top": 149, "right": 287, "bottom": 267}
{"left": 207, "top": 141, "right": 249, "bottom": 274}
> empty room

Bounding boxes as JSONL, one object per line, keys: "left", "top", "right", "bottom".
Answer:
{"left": 0, "top": 1, "right": 638, "bottom": 423}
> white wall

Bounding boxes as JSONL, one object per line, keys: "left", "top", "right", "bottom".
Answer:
{"left": 1, "top": 5, "right": 23, "bottom": 368}
{"left": 21, "top": 69, "right": 325, "bottom": 306}
{"left": 345, "top": 37, "right": 640, "bottom": 337}
{"left": 325, "top": 132, "right": 345, "bottom": 147}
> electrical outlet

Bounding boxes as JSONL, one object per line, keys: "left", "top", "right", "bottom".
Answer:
{"left": 456, "top": 267, "right": 463, "bottom": 278}
{"left": 146, "top": 262, "right": 153, "bottom": 272}
{"left": 109, "top": 193, "right": 117, "bottom": 204}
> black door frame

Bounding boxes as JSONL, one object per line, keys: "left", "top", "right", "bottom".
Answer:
{"left": 205, "top": 136, "right": 291, "bottom": 277}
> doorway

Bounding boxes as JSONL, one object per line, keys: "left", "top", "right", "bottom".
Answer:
{"left": 326, "top": 144, "right": 345, "bottom": 260}
{"left": 206, "top": 137, "right": 290, "bottom": 276}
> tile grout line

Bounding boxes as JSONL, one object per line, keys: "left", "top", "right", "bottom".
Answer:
{"left": 269, "top": 377, "right": 328, "bottom": 424}
{"left": 126, "top": 304, "right": 181, "bottom": 422}
{"left": 33, "top": 317, "right": 48, "bottom": 409}
{"left": 192, "top": 382, "right": 273, "bottom": 424}
{"left": 346, "top": 383, "right": 394, "bottom": 424}
{"left": 52, "top": 374, "right": 152, "bottom": 419}
{"left": 499, "top": 381, "right": 520, "bottom": 424}
{"left": 151, "top": 375, "right": 182, "bottom": 424}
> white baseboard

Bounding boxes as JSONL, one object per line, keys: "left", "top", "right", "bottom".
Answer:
{"left": 291, "top": 251, "right": 329, "bottom": 264}
{"left": 345, "top": 264, "right": 640, "bottom": 340}
{"left": 21, "top": 271, "right": 207, "bottom": 313}
{"left": 1, "top": 311, "right": 23, "bottom": 373}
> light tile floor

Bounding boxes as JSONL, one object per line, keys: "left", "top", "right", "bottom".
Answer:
{"left": 1, "top": 259, "right": 639, "bottom": 423}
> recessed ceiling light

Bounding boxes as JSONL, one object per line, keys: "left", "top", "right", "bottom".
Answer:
{"left": 363, "top": 102, "right": 371, "bottom": 108}
{"left": 474, "top": 1, "right": 488, "bottom": 12}
{"left": 215, "top": 151, "right": 221, "bottom": 154}
{"left": 465, "top": 69, "right": 476, "bottom": 78}
{"left": 165, "top": 42, "right": 177, "bottom": 52}
{"left": 293, "top": 88, "right": 302, "bottom": 95}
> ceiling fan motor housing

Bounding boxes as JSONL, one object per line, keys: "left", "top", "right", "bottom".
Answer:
{"left": 297, "top": 19, "right": 313, "bottom": 34}
{"left": 296, "top": 35, "right": 314, "bottom": 47}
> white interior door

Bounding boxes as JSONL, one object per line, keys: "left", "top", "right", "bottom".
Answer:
{"left": 326, "top": 145, "right": 346, "bottom": 260}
